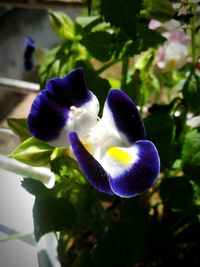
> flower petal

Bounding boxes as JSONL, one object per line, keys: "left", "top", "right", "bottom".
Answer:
{"left": 27, "top": 90, "right": 69, "bottom": 146}
{"left": 68, "top": 132, "right": 113, "bottom": 195}
{"left": 46, "top": 68, "right": 92, "bottom": 107}
{"left": 102, "top": 90, "right": 146, "bottom": 143}
{"left": 27, "top": 68, "right": 99, "bottom": 147}
{"left": 107, "top": 140, "right": 160, "bottom": 198}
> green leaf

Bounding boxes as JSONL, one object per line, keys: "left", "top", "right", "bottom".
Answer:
{"left": 101, "top": 0, "right": 142, "bottom": 39}
{"left": 22, "top": 179, "right": 77, "bottom": 241}
{"left": 39, "top": 42, "right": 88, "bottom": 88}
{"left": 143, "top": 0, "right": 175, "bottom": 22}
{"left": 7, "top": 118, "right": 31, "bottom": 141}
{"left": 50, "top": 154, "right": 82, "bottom": 184}
{"left": 144, "top": 108, "right": 175, "bottom": 171}
{"left": 124, "top": 70, "right": 143, "bottom": 105}
{"left": 182, "top": 129, "right": 200, "bottom": 179}
{"left": 10, "top": 137, "right": 54, "bottom": 166}
{"left": 135, "top": 49, "right": 156, "bottom": 71}
{"left": 38, "top": 46, "right": 60, "bottom": 87}
{"left": 113, "top": 30, "right": 135, "bottom": 59}
{"left": 182, "top": 71, "right": 200, "bottom": 114}
{"left": 49, "top": 10, "right": 74, "bottom": 41}
{"left": 76, "top": 16, "right": 103, "bottom": 35}
{"left": 160, "top": 177, "right": 194, "bottom": 212}
{"left": 33, "top": 196, "right": 77, "bottom": 241}
{"left": 191, "top": 179, "right": 200, "bottom": 206}
{"left": 92, "top": 218, "right": 148, "bottom": 267}
{"left": 137, "top": 23, "right": 165, "bottom": 52}
{"left": 21, "top": 177, "right": 49, "bottom": 197}
{"left": 82, "top": 31, "right": 114, "bottom": 61}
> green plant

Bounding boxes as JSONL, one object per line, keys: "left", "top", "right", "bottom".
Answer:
{"left": 8, "top": 0, "right": 200, "bottom": 266}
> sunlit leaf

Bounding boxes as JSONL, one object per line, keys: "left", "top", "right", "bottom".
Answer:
{"left": 76, "top": 16, "right": 103, "bottom": 35}
{"left": 10, "top": 137, "right": 54, "bottom": 166}
{"left": 143, "top": 0, "right": 175, "bottom": 21}
{"left": 49, "top": 10, "right": 74, "bottom": 41}
{"left": 82, "top": 31, "right": 114, "bottom": 61}
{"left": 7, "top": 118, "right": 31, "bottom": 141}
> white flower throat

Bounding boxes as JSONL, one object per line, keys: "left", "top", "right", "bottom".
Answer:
{"left": 67, "top": 103, "right": 137, "bottom": 175}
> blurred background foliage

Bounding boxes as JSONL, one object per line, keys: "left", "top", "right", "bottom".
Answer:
{"left": 8, "top": 0, "right": 200, "bottom": 266}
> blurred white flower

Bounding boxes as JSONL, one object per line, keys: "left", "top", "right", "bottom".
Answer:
{"left": 149, "top": 19, "right": 180, "bottom": 32}
{"left": 156, "top": 29, "right": 190, "bottom": 72}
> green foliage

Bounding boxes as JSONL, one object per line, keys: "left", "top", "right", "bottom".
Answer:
{"left": 144, "top": 106, "right": 176, "bottom": 171}
{"left": 82, "top": 31, "right": 113, "bottom": 61}
{"left": 137, "top": 23, "right": 165, "bottom": 52}
{"left": 182, "top": 70, "right": 200, "bottom": 114}
{"left": 182, "top": 129, "right": 200, "bottom": 179}
{"left": 22, "top": 178, "right": 77, "bottom": 241}
{"left": 10, "top": 137, "right": 54, "bottom": 166}
{"left": 143, "top": 0, "right": 175, "bottom": 21}
{"left": 38, "top": 42, "right": 88, "bottom": 88}
{"left": 49, "top": 11, "right": 74, "bottom": 41}
{"left": 7, "top": 118, "right": 31, "bottom": 141}
{"left": 101, "top": 0, "right": 142, "bottom": 39}
{"left": 7, "top": 0, "right": 200, "bottom": 266}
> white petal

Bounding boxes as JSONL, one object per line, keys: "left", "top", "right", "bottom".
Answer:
{"left": 66, "top": 92, "right": 99, "bottom": 136}
{"left": 48, "top": 92, "right": 100, "bottom": 147}
{"left": 100, "top": 145, "right": 139, "bottom": 178}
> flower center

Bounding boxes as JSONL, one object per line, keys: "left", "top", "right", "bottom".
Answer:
{"left": 166, "top": 59, "right": 177, "bottom": 69}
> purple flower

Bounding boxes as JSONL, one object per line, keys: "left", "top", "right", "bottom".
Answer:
{"left": 27, "top": 68, "right": 160, "bottom": 197}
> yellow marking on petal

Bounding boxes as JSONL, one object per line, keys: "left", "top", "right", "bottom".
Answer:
{"left": 167, "top": 59, "right": 177, "bottom": 69}
{"left": 107, "top": 147, "right": 132, "bottom": 166}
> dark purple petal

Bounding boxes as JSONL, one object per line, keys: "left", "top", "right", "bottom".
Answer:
{"left": 46, "top": 68, "right": 91, "bottom": 108}
{"left": 27, "top": 90, "right": 68, "bottom": 142}
{"left": 68, "top": 132, "right": 113, "bottom": 195}
{"left": 24, "top": 37, "right": 35, "bottom": 71}
{"left": 106, "top": 90, "right": 146, "bottom": 142}
{"left": 25, "top": 37, "right": 35, "bottom": 48}
{"left": 109, "top": 140, "right": 160, "bottom": 198}
{"left": 27, "top": 68, "right": 98, "bottom": 145}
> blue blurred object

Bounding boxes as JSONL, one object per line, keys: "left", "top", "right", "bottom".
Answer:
{"left": 24, "top": 37, "right": 35, "bottom": 71}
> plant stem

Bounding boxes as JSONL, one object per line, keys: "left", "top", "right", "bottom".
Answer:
{"left": 96, "top": 59, "right": 120, "bottom": 75}
{"left": 174, "top": 222, "right": 191, "bottom": 236}
{"left": 121, "top": 57, "right": 129, "bottom": 91}
{"left": 191, "top": 17, "right": 196, "bottom": 65}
